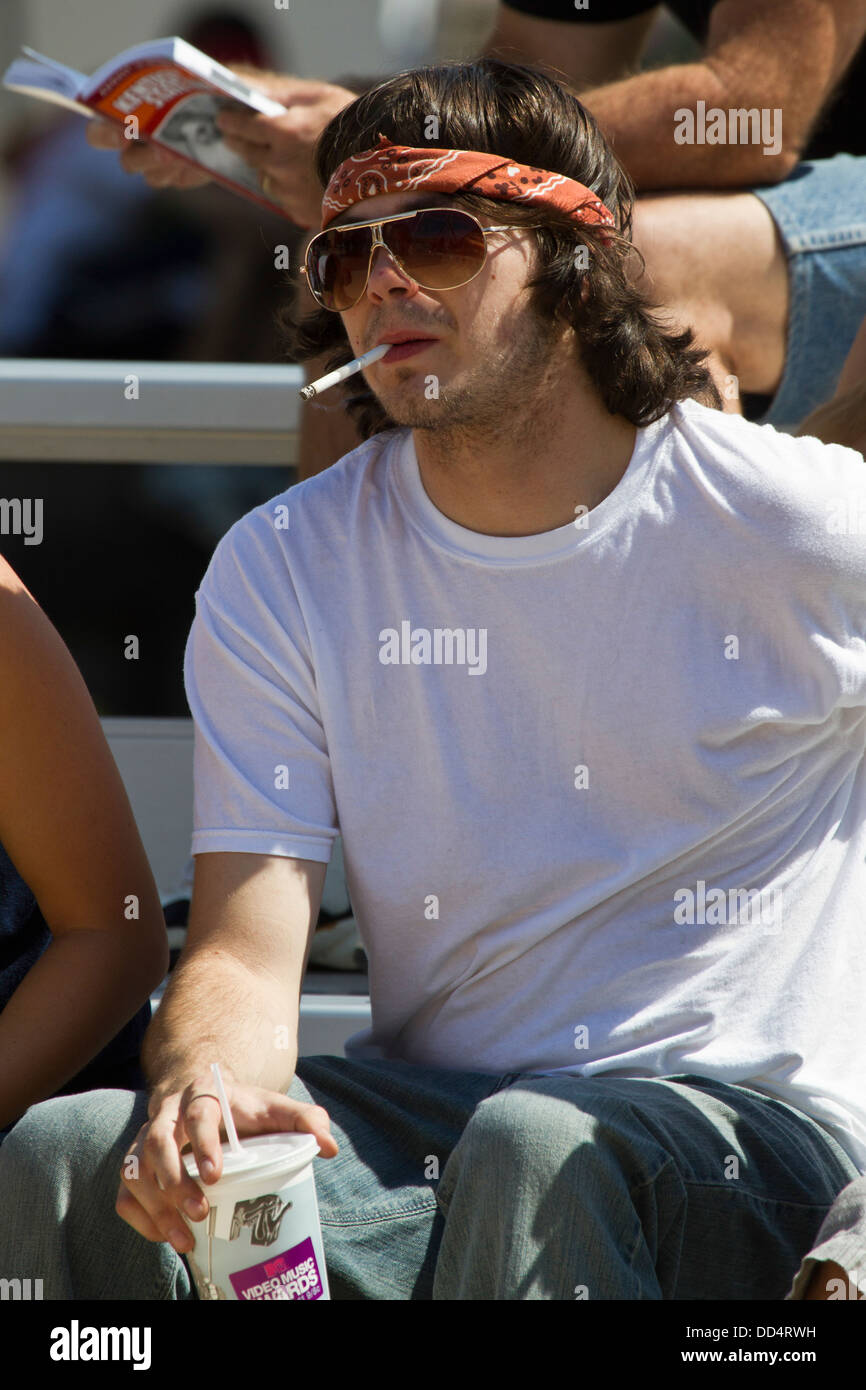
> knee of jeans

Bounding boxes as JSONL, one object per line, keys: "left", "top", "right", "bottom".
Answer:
{"left": 0, "top": 1088, "right": 147, "bottom": 1186}
{"left": 457, "top": 1081, "right": 605, "bottom": 1176}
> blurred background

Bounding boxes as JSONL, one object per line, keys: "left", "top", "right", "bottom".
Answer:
{"left": 0, "top": 1, "right": 697, "bottom": 718}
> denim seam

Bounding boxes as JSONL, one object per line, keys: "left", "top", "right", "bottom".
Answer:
{"left": 637, "top": 1177, "right": 839, "bottom": 1212}
{"left": 754, "top": 250, "right": 810, "bottom": 425}
{"left": 322, "top": 1197, "right": 440, "bottom": 1228}
{"left": 776, "top": 228, "right": 866, "bottom": 254}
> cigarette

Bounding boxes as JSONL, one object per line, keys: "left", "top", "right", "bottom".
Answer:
{"left": 299, "top": 343, "right": 390, "bottom": 400}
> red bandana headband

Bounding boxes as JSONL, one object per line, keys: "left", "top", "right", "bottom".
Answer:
{"left": 321, "top": 133, "right": 616, "bottom": 243}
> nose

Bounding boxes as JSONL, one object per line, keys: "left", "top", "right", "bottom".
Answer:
{"left": 365, "top": 244, "right": 419, "bottom": 300}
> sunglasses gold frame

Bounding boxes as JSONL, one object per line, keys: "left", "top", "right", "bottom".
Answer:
{"left": 300, "top": 206, "right": 517, "bottom": 311}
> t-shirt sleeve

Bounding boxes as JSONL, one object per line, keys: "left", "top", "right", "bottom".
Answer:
{"left": 183, "top": 507, "right": 337, "bottom": 863}
{"left": 732, "top": 419, "right": 866, "bottom": 709}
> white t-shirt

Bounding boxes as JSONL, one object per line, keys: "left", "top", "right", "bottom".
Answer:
{"left": 184, "top": 398, "right": 866, "bottom": 1173}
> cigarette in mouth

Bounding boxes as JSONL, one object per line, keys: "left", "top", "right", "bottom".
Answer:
{"left": 299, "top": 343, "right": 390, "bottom": 400}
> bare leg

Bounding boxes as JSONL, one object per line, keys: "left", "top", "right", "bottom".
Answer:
{"left": 631, "top": 190, "right": 789, "bottom": 408}
{"left": 796, "top": 314, "right": 866, "bottom": 452}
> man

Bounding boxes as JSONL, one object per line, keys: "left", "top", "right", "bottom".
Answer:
{"left": 1, "top": 58, "right": 864, "bottom": 1301}
{"left": 85, "top": 0, "right": 866, "bottom": 474}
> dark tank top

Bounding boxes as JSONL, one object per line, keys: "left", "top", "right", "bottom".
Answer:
{"left": 501, "top": 0, "right": 866, "bottom": 158}
{"left": 0, "top": 836, "right": 150, "bottom": 1129}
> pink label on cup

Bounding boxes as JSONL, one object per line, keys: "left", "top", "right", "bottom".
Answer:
{"left": 230, "top": 1236, "right": 324, "bottom": 1301}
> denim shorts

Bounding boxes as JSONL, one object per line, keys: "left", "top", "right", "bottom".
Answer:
{"left": 749, "top": 153, "right": 866, "bottom": 430}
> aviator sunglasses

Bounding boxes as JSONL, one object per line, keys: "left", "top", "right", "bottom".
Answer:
{"left": 300, "top": 206, "right": 517, "bottom": 312}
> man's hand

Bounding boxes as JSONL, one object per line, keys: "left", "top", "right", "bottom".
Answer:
{"left": 85, "top": 120, "right": 214, "bottom": 187}
{"left": 215, "top": 76, "right": 357, "bottom": 227}
{"left": 85, "top": 71, "right": 357, "bottom": 226}
{"left": 116, "top": 1071, "right": 338, "bottom": 1254}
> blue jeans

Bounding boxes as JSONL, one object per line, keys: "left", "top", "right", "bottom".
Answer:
{"left": 750, "top": 154, "right": 866, "bottom": 430}
{"left": 0, "top": 1057, "right": 859, "bottom": 1300}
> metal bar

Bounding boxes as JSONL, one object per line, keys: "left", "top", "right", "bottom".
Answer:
{"left": 0, "top": 359, "right": 304, "bottom": 462}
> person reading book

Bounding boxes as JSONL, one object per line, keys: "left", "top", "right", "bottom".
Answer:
{"left": 0, "top": 57, "right": 863, "bottom": 1302}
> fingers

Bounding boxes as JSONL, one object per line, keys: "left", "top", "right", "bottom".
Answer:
{"left": 217, "top": 109, "right": 273, "bottom": 152}
{"left": 116, "top": 1101, "right": 210, "bottom": 1255}
{"left": 114, "top": 1081, "right": 340, "bottom": 1253}
{"left": 86, "top": 121, "right": 124, "bottom": 149}
{"left": 222, "top": 134, "right": 272, "bottom": 170}
{"left": 180, "top": 1083, "right": 230, "bottom": 1182}
{"left": 293, "top": 1101, "right": 339, "bottom": 1157}
{"left": 243, "top": 1092, "right": 340, "bottom": 1158}
{"left": 86, "top": 129, "right": 212, "bottom": 188}
{"left": 119, "top": 143, "right": 212, "bottom": 188}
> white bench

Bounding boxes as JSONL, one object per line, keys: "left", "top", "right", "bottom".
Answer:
{"left": 102, "top": 717, "right": 371, "bottom": 1058}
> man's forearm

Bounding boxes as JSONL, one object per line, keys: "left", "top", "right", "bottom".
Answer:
{"left": 142, "top": 949, "right": 299, "bottom": 1105}
{"left": 577, "top": 63, "right": 796, "bottom": 190}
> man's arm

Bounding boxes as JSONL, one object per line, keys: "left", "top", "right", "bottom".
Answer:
{"left": 492, "top": 0, "right": 866, "bottom": 190}
{"left": 119, "top": 849, "right": 338, "bottom": 1254}
{"left": 86, "top": 69, "right": 357, "bottom": 229}
{"left": 142, "top": 849, "right": 327, "bottom": 1102}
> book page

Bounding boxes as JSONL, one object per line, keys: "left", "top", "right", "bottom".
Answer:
{"left": 2, "top": 54, "right": 90, "bottom": 115}
{"left": 83, "top": 59, "right": 284, "bottom": 209}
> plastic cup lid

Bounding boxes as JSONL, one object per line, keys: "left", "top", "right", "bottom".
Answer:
{"left": 182, "top": 1131, "right": 319, "bottom": 1184}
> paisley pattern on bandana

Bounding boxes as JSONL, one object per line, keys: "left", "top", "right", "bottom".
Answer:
{"left": 321, "top": 134, "right": 616, "bottom": 243}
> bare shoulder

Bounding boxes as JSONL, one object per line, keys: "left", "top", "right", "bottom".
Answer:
{"left": 0, "top": 556, "right": 164, "bottom": 934}
{"left": 0, "top": 555, "right": 75, "bottom": 693}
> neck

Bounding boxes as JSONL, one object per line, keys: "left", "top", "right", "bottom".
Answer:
{"left": 411, "top": 370, "right": 639, "bottom": 538}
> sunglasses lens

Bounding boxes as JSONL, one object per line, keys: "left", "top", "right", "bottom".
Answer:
{"left": 385, "top": 210, "right": 487, "bottom": 288}
{"left": 307, "top": 226, "right": 373, "bottom": 311}
{"left": 307, "top": 210, "right": 488, "bottom": 310}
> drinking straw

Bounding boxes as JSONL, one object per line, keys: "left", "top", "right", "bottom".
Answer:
{"left": 210, "top": 1061, "right": 242, "bottom": 1154}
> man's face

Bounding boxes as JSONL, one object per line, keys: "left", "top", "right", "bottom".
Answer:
{"left": 327, "top": 191, "right": 570, "bottom": 433}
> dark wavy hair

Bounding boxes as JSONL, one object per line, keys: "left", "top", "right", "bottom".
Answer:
{"left": 280, "top": 58, "right": 722, "bottom": 438}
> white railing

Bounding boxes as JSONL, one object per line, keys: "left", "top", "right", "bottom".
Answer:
{"left": 0, "top": 358, "right": 305, "bottom": 463}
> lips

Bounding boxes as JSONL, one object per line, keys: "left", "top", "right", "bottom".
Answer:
{"left": 377, "top": 335, "right": 439, "bottom": 364}
{"left": 375, "top": 331, "right": 439, "bottom": 347}
{"left": 375, "top": 330, "right": 439, "bottom": 364}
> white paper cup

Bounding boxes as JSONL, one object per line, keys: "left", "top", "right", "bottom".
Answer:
{"left": 182, "top": 1133, "right": 330, "bottom": 1300}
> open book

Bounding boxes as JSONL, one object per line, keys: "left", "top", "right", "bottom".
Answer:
{"left": 2, "top": 37, "right": 289, "bottom": 216}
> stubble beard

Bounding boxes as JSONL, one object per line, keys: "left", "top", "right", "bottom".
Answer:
{"left": 378, "top": 301, "right": 571, "bottom": 460}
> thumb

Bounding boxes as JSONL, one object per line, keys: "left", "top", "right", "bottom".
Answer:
{"left": 247, "top": 1090, "right": 340, "bottom": 1157}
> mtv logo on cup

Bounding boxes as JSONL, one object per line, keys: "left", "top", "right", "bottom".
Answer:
{"left": 182, "top": 1133, "right": 330, "bottom": 1301}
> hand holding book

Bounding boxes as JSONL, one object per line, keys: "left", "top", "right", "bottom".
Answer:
{"left": 83, "top": 67, "right": 356, "bottom": 226}
{"left": 3, "top": 37, "right": 357, "bottom": 224}
{"left": 85, "top": 120, "right": 213, "bottom": 189}
{"left": 213, "top": 73, "right": 358, "bottom": 229}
